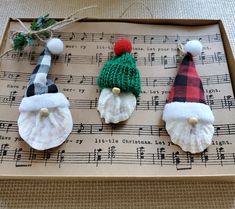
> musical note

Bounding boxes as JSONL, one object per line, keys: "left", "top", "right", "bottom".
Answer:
{"left": 157, "top": 147, "right": 165, "bottom": 166}
{"left": 108, "top": 51, "right": 115, "bottom": 60}
{"left": 174, "top": 34, "right": 179, "bottom": 42}
{"left": 14, "top": 148, "right": 31, "bottom": 167}
{"left": 81, "top": 32, "right": 87, "bottom": 41}
{"left": 43, "top": 150, "right": 51, "bottom": 166}
{"left": 163, "top": 35, "right": 168, "bottom": 43}
{"left": 29, "top": 148, "right": 37, "bottom": 165}
{"left": 77, "top": 123, "right": 85, "bottom": 133}
{"left": 98, "top": 122, "right": 103, "bottom": 132}
{"left": 2, "top": 91, "right": 17, "bottom": 107}
{"left": 108, "top": 146, "right": 116, "bottom": 165}
{"left": 216, "top": 147, "right": 225, "bottom": 166}
{"left": 138, "top": 127, "right": 143, "bottom": 136}
{"left": 64, "top": 53, "right": 72, "bottom": 66}
{"left": 173, "top": 151, "right": 180, "bottom": 167}
{"left": 137, "top": 147, "right": 145, "bottom": 165}
{"left": 158, "top": 127, "right": 163, "bottom": 137}
{"left": 223, "top": 95, "right": 233, "bottom": 110}
{"left": 173, "top": 151, "right": 192, "bottom": 170}
{"left": 69, "top": 32, "right": 75, "bottom": 40}
{"left": 133, "top": 52, "right": 138, "bottom": 61}
{"left": 110, "top": 35, "right": 115, "bottom": 43}
{"left": 167, "top": 77, "right": 174, "bottom": 85}
{"left": 213, "top": 33, "right": 221, "bottom": 41}
{"left": 54, "top": 76, "right": 58, "bottom": 83}
{"left": 0, "top": 144, "right": 9, "bottom": 163}
{"left": 14, "top": 74, "right": 20, "bottom": 82}
{"left": 206, "top": 95, "right": 214, "bottom": 109}
{"left": 200, "top": 51, "right": 206, "bottom": 65}
{"left": 150, "top": 36, "right": 154, "bottom": 44}
{"left": 67, "top": 75, "right": 73, "bottom": 83}
{"left": 148, "top": 52, "right": 155, "bottom": 66}
{"left": 99, "top": 32, "right": 104, "bottom": 40}
{"left": 0, "top": 122, "right": 12, "bottom": 133}
{"left": 215, "top": 51, "right": 223, "bottom": 64}
{"left": 57, "top": 150, "right": 65, "bottom": 168}
{"left": 79, "top": 75, "right": 86, "bottom": 84}
{"left": 215, "top": 127, "right": 221, "bottom": 136}
{"left": 96, "top": 53, "right": 103, "bottom": 66}
{"left": 94, "top": 148, "right": 102, "bottom": 167}
{"left": 186, "top": 152, "right": 194, "bottom": 166}
{"left": 133, "top": 36, "right": 138, "bottom": 44}
{"left": 163, "top": 55, "right": 168, "bottom": 67}
{"left": 152, "top": 96, "right": 159, "bottom": 112}
{"left": 201, "top": 149, "right": 209, "bottom": 167}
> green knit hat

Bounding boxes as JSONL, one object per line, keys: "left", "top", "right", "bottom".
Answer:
{"left": 97, "top": 39, "right": 141, "bottom": 97}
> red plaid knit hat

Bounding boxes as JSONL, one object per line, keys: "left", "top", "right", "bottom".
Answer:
{"left": 163, "top": 40, "right": 214, "bottom": 124}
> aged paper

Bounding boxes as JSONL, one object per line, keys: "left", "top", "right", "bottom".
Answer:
{"left": 0, "top": 21, "right": 234, "bottom": 177}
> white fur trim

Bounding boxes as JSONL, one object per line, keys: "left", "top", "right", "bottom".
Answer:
{"left": 19, "top": 93, "right": 69, "bottom": 112}
{"left": 163, "top": 102, "right": 214, "bottom": 123}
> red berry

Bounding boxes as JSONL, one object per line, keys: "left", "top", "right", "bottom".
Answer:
{"left": 114, "top": 39, "right": 132, "bottom": 56}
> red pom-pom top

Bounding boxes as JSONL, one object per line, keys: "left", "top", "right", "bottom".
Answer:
{"left": 114, "top": 39, "right": 132, "bottom": 56}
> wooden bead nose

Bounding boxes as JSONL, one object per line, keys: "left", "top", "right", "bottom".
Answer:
{"left": 112, "top": 87, "right": 120, "bottom": 95}
{"left": 40, "top": 108, "right": 49, "bottom": 117}
{"left": 188, "top": 117, "right": 198, "bottom": 126}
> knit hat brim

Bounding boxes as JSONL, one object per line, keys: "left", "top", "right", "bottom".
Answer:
{"left": 163, "top": 102, "right": 214, "bottom": 123}
{"left": 19, "top": 93, "right": 69, "bottom": 112}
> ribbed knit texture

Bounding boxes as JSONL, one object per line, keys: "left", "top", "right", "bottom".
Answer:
{"left": 97, "top": 53, "right": 141, "bottom": 97}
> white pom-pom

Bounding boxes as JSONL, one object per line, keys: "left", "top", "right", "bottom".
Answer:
{"left": 184, "top": 40, "right": 202, "bottom": 56}
{"left": 47, "top": 38, "right": 64, "bottom": 54}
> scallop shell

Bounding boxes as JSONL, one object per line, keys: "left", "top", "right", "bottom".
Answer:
{"left": 165, "top": 120, "right": 214, "bottom": 153}
{"left": 18, "top": 107, "right": 73, "bottom": 150}
{"left": 97, "top": 88, "right": 136, "bottom": 123}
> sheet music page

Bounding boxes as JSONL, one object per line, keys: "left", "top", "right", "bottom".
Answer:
{"left": 0, "top": 21, "right": 234, "bottom": 177}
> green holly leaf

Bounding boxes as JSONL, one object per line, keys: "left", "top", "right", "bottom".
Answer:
{"left": 13, "top": 32, "right": 28, "bottom": 50}
{"left": 27, "top": 35, "right": 35, "bottom": 46}
{"left": 30, "top": 14, "right": 56, "bottom": 31}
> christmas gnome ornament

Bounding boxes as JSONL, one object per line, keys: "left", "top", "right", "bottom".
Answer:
{"left": 162, "top": 40, "right": 215, "bottom": 153}
{"left": 97, "top": 39, "right": 141, "bottom": 123}
{"left": 18, "top": 38, "right": 73, "bottom": 150}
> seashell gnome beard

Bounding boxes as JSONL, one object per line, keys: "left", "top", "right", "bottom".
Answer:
{"left": 18, "top": 38, "right": 73, "bottom": 150}
{"left": 97, "top": 39, "right": 141, "bottom": 124}
{"left": 162, "top": 40, "right": 215, "bottom": 154}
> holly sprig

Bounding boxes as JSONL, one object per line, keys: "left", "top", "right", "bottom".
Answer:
{"left": 12, "top": 14, "right": 56, "bottom": 51}
{"left": 0, "top": 5, "right": 97, "bottom": 58}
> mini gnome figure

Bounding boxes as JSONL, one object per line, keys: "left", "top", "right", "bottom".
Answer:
{"left": 162, "top": 40, "right": 215, "bottom": 153}
{"left": 97, "top": 39, "right": 141, "bottom": 123}
{"left": 18, "top": 38, "right": 73, "bottom": 150}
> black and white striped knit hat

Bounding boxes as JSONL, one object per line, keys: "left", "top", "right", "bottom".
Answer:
{"left": 19, "top": 47, "right": 69, "bottom": 111}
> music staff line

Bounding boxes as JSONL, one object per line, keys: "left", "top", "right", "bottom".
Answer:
{"left": 0, "top": 144, "right": 233, "bottom": 169}
{"left": 0, "top": 120, "right": 234, "bottom": 136}
{"left": 0, "top": 93, "right": 234, "bottom": 111}
{"left": 10, "top": 30, "right": 222, "bottom": 44}
{"left": 4, "top": 51, "right": 226, "bottom": 67}
{"left": 0, "top": 71, "right": 230, "bottom": 87}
